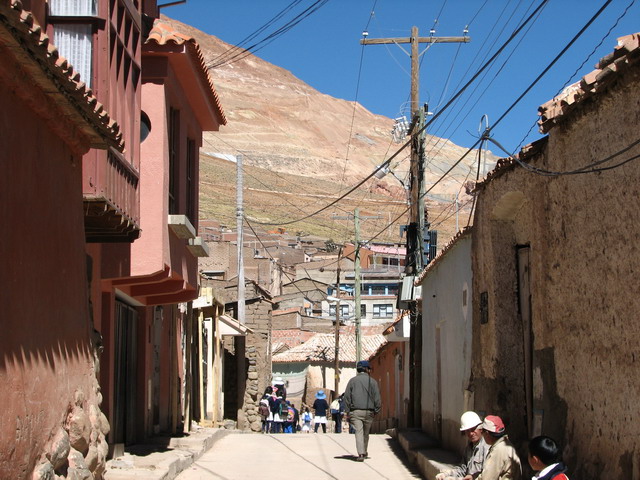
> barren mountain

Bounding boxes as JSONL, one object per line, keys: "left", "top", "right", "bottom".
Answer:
{"left": 161, "top": 15, "right": 495, "bottom": 244}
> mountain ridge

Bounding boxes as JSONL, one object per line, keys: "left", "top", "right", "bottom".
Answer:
{"left": 161, "top": 15, "right": 494, "bottom": 243}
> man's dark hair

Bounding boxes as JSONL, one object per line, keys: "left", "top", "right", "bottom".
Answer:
{"left": 529, "top": 436, "right": 561, "bottom": 465}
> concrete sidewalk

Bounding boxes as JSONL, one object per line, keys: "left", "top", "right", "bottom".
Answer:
{"left": 104, "top": 428, "right": 230, "bottom": 480}
{"left": 392, "top": 428, "right": 459, "bottom": 480}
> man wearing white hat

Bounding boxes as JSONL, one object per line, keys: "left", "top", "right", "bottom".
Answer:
{"left": 436, "top": 411, "right": 489, "bottom": 480}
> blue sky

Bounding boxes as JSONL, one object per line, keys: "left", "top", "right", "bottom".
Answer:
{"left": 167, "top": 0, "right": 639, "bottom": 153}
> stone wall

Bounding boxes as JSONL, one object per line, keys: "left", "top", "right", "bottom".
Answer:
{"left": 239, "top": 298, "right": 272, "bottom": 432}
{"left": 32, "top": 386, "right": 111, "bottom": 480}
{"left": 472, "top": 60, "right": 640, "bottom": 478}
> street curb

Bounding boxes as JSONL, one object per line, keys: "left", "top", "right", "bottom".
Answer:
{"left": 396, "top": 429, "right": 458, "bottom": 480}
{"left": 104, "top": 428, "right": 231, "bottom": 480}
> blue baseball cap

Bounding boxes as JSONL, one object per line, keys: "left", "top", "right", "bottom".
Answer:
{"left": 357, "top": 360, "right": 371, "bottom": 369}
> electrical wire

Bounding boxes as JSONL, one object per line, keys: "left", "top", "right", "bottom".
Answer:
{"left": 366, "top": 0, "right": 614, "bottom": 242}
{"left": 209, "top": 1, "right": 303, "bottom": 67}
{"left": 208, "top": 0, "right": 330, "bottom": 69}
{"left": 249, "top": 0, "right": 551, "bottom": 229}
{"left": 489, "top": 135, "right": 640, "bottom": 176}
{"left": 513, "top": 0, "right": 637, "bottom": 151}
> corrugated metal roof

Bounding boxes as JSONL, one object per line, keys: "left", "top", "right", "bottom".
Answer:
{"left": 272, "top": 333, "right": 387, "bottom": 364}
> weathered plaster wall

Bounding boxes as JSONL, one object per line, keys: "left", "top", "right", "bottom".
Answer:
{"left": 0, "top": 89, "right": 109, "bottom": 479}
{"left": 472, "top": 65, "right": 640, "bottom": 478}
{"left": 370, "top": 342, "right": 407, "bottom": 433}
{"left": 420, "top": 235, "right": 473, "bottom": 452}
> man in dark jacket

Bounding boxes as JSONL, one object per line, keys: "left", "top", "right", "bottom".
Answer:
{"left": 343, "top": 360, "right": 381, "bottom": 462}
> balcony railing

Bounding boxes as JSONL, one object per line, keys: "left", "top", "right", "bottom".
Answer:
{"left": 83, "top": 148, "right": 140, "bottom": 243}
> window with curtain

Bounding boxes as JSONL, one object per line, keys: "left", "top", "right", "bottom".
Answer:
{"left": 49, "top": 0, "right": 97, "bottom": 87}
{"left": 168, "top": 108, "right": 180, "bottom": 214}
{"left": 53, "top": 24, "right": 93, "bottom": 86}
{"left": 49, "top": 0, "right": 97, "bottom": 15}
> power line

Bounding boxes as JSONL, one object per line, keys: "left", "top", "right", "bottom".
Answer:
{"left": 249, "top": 0, "right": 551, "bottom": 229}
{"left": 490, "top": 135, "right": 640, "bottom": 176}
{"left": 208, "top": 0, "right": 330, "bottom": 69}
{"left": 513, "top": 0, "right": 636, "bottom": 151}
{"left": 209, "top": 1, "right": 303, "bottom": 68}
{"left": 366, "top": 0, "right": 615, "bottom": 242}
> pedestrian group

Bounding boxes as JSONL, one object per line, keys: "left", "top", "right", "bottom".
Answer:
{"left": 435, "top": 411, "right": 571, "bottom": 480}
{"left": 261, "top": 368, "right": 570, "bottom": 480}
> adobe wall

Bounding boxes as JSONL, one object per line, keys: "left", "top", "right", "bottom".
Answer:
{"left": 472, "top": 159, "right": 547, "bottom": 452}
{"left": 472, "top": 65, "right": 640, "bottom": 477}
{"left": 0, "top": 89, "right": 108, "bottom": 479}
{"left": 535, "top": 67, "right": 640, "bottom": 478}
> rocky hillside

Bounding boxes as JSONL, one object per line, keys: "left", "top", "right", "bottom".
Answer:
{"left": 161, "top": 15, "right": 494, "bottom": 243}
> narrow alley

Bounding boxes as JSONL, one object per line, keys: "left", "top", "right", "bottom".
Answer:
{"left": 175, "top": 433, "right": 421, "bottom": 480}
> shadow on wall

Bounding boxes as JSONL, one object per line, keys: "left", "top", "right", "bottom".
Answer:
{"left": 0, "top": 338, "right": 93, "bottom": 374}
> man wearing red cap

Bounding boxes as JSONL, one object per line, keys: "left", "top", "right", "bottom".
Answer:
{"left": 476, "top": 415, "right": 522, "bottom": 480}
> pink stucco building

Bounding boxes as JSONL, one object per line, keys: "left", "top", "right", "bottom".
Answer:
{"left": 1, "top": 1, "right": 226, "bottom": 477}
{"left": 0, "top": 1, "right": 127, "bottom": 477}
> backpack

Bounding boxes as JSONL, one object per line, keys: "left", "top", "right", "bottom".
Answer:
{"left": 279, "top": 401, "right": 288, "bottom": 417}
{"left": 287, "top": 407, "right": 295, "bottom": 422}
{"left": 330, "top": 399, "right": 340, "bottom": 414}
{"left": 303, "top": 412, "right": 311, "bottom": 422}
{"left": 258, "top": 403, "right": 270, "bottom": 417}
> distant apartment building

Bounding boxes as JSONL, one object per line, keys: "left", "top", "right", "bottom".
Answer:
{"left": 323, "top": 243, "right": 406, "bottom": 326}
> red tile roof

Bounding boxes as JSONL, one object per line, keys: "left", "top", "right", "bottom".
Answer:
{"left": 272, "top": 332, "right": 387, "bottom": 364}
{"left": 146, "top": 20, "right": 227, "bottom": 125}
{"left": 0, "top": 0, "right": 123, "bottom": 151}
{"left": 538, "top": 33, "right": 640, "bottom": 133}
{"left": 272, "top": 329, "right": 316, "bottom": 349}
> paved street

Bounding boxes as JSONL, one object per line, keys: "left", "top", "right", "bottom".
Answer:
{"left": 175, "top": 432, "right": 422, "bottom": 480}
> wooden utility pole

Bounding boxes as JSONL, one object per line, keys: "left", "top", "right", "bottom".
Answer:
{"left": 236, "top": 153, "right": 246, "bottom": 427}
{"left": 331, "top": 210, "right": 381, "bottom": 364}
{"left": 236, "top": 154, "right": 245, "bottom": 324}
{"left": 361, "top": 27, "right": 469, "bottom": 116}
{"left": 362, "top": 27, "right": 469, "bottom": 428}
{"left": 362, "top": 27, "right": 469, "bottom": 253}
